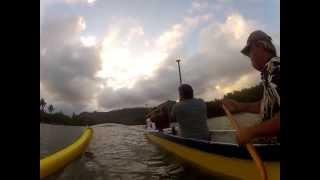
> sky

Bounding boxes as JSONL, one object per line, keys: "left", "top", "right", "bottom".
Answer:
{"left": 40, "top": 0, "right": 280, "bottom": 115}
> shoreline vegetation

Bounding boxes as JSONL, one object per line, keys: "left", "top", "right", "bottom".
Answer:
{"left": 40, "top": 84, "right": 263, "bottom": 126}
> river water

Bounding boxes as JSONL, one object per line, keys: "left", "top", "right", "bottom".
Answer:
{"left": 40, "top": 113, "right": 261, "bottom": 180}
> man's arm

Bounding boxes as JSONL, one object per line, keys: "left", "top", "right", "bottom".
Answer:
{"left": 250, "top": 112, "right": 280, "bottom": 137}
{"left": 237, "top": 112, "right": 280, "bottom": 144}
{"left": 170, "top": 105, "right": 177, "bottom": 122}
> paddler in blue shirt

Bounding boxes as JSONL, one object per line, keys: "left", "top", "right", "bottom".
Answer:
{"left": 171, "top": 84, "right": 210, "bottom": 141}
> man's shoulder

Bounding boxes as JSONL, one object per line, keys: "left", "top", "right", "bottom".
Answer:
{"left": 173, "top": 99, "right": 205, "bottom": 113}
{"left": 197, "top": 98, "right": 205, "bottom": 102}
{"left": 186, "top": 99, "right": 206, "bottom": 108}
{"left": 174, "top": 98, "right": 205, "bottom": 107}
{"left": 172, "top": 101, "right": 181, "bottom": 111}
{"left": 194, "top": 98, "right": 205, "bottom": 104}
{"left": 186, "top": 98, "right": 205, "bottom": 103}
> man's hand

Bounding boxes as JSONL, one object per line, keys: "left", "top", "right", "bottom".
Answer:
{"left": 222, "top": 99, "right": 243, "bottom": 113}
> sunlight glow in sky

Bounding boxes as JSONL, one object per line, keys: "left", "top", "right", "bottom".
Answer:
{"left": 40, "top": 0, "right": 279, "bottom": 114}
{"left": 96, "top": 28, "right": 168, "bottom": 89}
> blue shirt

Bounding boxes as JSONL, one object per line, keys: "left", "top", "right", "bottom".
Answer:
{"left": 171, "top": 98, "right": 210, "bottom": 140}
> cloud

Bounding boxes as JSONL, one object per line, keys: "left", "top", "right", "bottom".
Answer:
{"left": 40, "top": 4, "right": 279, "bottom": 114}
{"left": 179, "top": 14, "right": 263, "bottom": 98}
{"left": 40, "top": 16, "right": 102, "bottom": 114}
{"left": 96, "top": 15, "right": 211, "bottom": 109}
{"left": 80, "top": 35, "right": 97, "bottom": 47}
{"left": 65, "top": 0, "right": 96, "bottom": 4}
{"left": 183, "top": 14, "right": 212, "bottom": 29}
{"left": 41, "top": 0, "right": 96, "bottom": 32}
{"left": 189, "top": 0, "right": 209, "bottom": 14}
{"left": 97, "top": 61, "right": 181, "bottom": 110}
{"left": 97, "top": 13, "right": 279, "bottom": 110}
{"left": 96, "top": 15, "right": 208, "bottom": 90}
{"left": 96, "top": 18, "right": 165, "bottom": 89}
{"left": 155, "top": 14, "right": 211, "bottom": 52}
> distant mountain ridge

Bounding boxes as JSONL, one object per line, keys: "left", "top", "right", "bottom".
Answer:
{"left": 40, "top": 107, "right": 150, "bottom": 126}
{"left": 77, "top": 107, "right": 149, "bottom": 125}
{"left": 40, "top": 84, "right": 263, "bottom": 126}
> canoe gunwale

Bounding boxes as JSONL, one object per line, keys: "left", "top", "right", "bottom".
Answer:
{"left": 147, "top": 131, "right": 280, "bottom": 161}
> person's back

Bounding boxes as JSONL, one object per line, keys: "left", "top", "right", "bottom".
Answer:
{"left": 171, "top": 84, "right": 210, "bottom": 140}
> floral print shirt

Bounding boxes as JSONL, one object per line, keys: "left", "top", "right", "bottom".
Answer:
{"left": 260, "top": 57, "right": 280, "bottom": 121}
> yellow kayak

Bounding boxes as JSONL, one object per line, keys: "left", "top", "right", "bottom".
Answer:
{"left": 40, "top": 127, "right": 93, "bottom": 179}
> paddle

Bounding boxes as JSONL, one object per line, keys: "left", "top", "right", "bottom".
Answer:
{"left": 222, "top": 104, "right": 268, "bottom": 180}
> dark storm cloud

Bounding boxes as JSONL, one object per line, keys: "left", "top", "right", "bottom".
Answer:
{"left": 97, "top": 14, "right": 280, "bottom": 110}
{"left": 40, "top": 16, "right": 101, "bottom": 113}
{"left": 40, "top": 1, "right": 279, "bottom": 114}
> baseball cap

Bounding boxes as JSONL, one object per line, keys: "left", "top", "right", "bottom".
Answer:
{"left": 241, "top": 30, "right": 272, "bottom": 56}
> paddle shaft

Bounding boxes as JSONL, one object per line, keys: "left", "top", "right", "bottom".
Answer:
{"left": 222, "top": 105, "right": 268, "bottom": 180}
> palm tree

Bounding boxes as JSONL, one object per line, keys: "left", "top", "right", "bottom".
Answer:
{"left": 40, "top": 98, "right": 47, "bottom": 112}
{"left": 48, "top": 104, "right": 54, "bottom": 114}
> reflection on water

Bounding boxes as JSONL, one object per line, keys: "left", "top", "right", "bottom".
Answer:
{"left": 78, "top": 124, "right": 207, "bottom": 180}
{"left": 40, "top": 124, "right": 83, "bottom": 158}
{"left": 207, "top": 113, "right": 261, "bottom": 144}
{"left": 40, "top": 113, "right": 261, "bottom": 180}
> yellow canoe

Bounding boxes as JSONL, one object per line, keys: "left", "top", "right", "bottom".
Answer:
{"left": 40, "top": 127, "right": 93, "bottom": 179}
{"left": 145, "top": 131, "right": 279, "bottom": 180}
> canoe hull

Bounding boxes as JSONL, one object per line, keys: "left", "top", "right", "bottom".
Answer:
{"left": 145, "top": 131, "right": 279, "bottom": 180}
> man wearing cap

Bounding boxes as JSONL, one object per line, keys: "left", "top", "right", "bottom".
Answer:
{"left": 222, "top": 30, "right": 280, "bottom": 145}
{"left": 171, "top": 84, "right": 210, "bottom": 140}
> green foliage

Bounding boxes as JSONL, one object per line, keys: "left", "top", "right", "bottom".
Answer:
{"left": 40, "top": 98, "right": 47, "bottom": 112}
{"left": 40, "top": 84, "right": 263, "bottom": 125}
{"left": 206, "top": 99, "right": 224, "bottom": 118}
{"left": 206, "top": 84, "right": 263, "bottom": 118}
{"left": 40, "top": 111, "right": 80, "bottom": 126}
{"left": 224, "top": 84, "right": 263, "bottom": 102}
{"left": 48, "top": 104, "right": 55, "bottom": 113}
